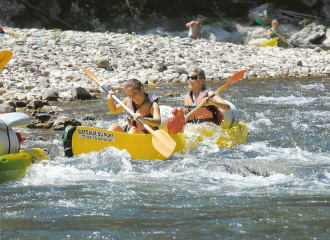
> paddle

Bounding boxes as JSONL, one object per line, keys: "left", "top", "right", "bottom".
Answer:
{"left": 185, "top": 70, "right": 246, "bottom": 119}
{"left": 255, "top": 18, "right": 301, "bottom": 48}
{"left": 78, "top": 65, "right": 176, "bottom": 158}
{"left": 0, "top": 50, "right": 13, "bottom": 70}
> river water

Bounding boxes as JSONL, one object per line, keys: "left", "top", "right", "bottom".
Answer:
{"left": 1, "top": 77, "right": 330, "bottom": 239}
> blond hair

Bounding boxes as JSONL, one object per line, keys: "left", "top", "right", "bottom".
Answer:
{"left": 272, "top": 19, "right": 278, "bottom": 24}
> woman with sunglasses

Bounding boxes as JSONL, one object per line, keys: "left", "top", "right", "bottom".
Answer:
{"left": 184, "top": 68, "right": 230, "bottom": 126}
{"left": 107, "top": 79, "right": 161, "bottom": 134}
{"left": 267, "top": 19, "right": 282, "bottom": 40}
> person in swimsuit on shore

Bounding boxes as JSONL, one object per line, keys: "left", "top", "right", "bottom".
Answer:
{"left": 186, "top": 15, "right": 203, "bottom": 39}
{"left": 107, "top": 79, "right": 161, "bottom": 134}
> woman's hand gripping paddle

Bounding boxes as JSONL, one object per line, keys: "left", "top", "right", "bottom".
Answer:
{"left": 167, "top": 70, "right": 246, "bottom": 134}
{"left": 255, "top": 18, "right": 301, "bottom": 48}
{"left": 0, "top": 50, "right": 13, "bottom": 70}
{"left": 185, "top": 70, "right": 246, "bottom": 119}
{"left": 78, "top": 65, "right": 176, "bottom": 158}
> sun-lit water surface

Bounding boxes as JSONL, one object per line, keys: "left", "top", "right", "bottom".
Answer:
{"left": 1, "top": 77, "right": 330, "bottom": 239}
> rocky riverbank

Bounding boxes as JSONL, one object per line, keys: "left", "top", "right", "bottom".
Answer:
{"left": 1, "top": 28, "right": 330, "bottom": 129}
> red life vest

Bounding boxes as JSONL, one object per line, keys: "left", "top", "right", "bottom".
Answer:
{"left": 126, "top": 94, "right": 159, "bottom": 133}
{"left": 184, "top": 89, "right": 223, "bottom": 126}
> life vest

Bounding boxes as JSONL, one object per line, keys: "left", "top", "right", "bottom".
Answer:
{"left": 126, "top": 94, "right": 159, "bottom": 132}
{"left": 184, "top": 90, "right": 223, "bottom": 126}
{"left": 268, "top": 28, "right": 279, "bottom": 40}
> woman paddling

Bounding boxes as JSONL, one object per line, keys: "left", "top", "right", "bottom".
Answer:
{"left": 267, "top": 19, "right": 282, "bottom": 40}
{"left": 184, "top": 68, "right": 230, "bottom": 126}
{"left": 107, "top": 79, "right": 161, "bottom": 134}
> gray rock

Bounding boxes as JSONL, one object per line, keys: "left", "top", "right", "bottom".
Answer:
{"left": 42, "top": 90, "right": 59, "bottom": 101}
{"left": 93, "top": 56, "right": 110, "bottom": 68}
{"left": 289, "top": 22, "right": 327, "bottom": 44}
{"left": 0, "top": 101, "right": 16, "bottom": 113}
{"left": 72, "top": 87, "right": 93, "bottom": 100}
{"left": 247, "top": 3, "right": 282, "bottom": 25}
{"left": 52, "top": 116, "right": 82, "bottom": 131}
{"left": 300, "top": 0, "right": 318, "bottom": 6}
{"left": 27, "top": 99, "right": 44, "bottom": 110}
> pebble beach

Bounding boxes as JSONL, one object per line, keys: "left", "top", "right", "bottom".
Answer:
{"left": 1, "top": 28, "right": 329, "bottom": 104}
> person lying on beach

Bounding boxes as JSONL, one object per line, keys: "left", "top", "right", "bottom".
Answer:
{"left": 0, "top": 23, "right": 6, "bottom": 34}
{"left": 107, "top": 79, "right": 161, "bottom": 134}
{"left": 184, "top": 68, "right": 230, "bottom": 126}
{"left": 186, "top": 15, "right": 203, "bottom": 39}
{"left": 267, "top": 19, "right": 282, "bottom": 40}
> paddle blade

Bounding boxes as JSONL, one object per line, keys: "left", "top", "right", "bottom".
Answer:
{"left": 0, "top": 50, "right": 13, "bottom": 70}
{"left": 78, "top": 65, "right": 100, "bottom": 85}
{"left": 151, "top": 129, "right": 176, "bottom": 158}
{"left": 216, "top": 69, "right": 246, "bottom": 94}
{"left": 255, "top": 18, "right": 267, "bottom": 28}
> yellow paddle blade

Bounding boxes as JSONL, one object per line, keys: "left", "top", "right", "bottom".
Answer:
{"left": 77, "top": 65, "right": 100, "bottom": 84}
{"left": 0, "top": 50, "right": 13, "bottom": 70}
{"left": 150, "top": 128, "right": 176, "bottom": 158}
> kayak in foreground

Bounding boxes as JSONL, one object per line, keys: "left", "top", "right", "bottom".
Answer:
{"left": 0, "top": 148, "right": 49, "bottom": 183}
{"left": 260, "top": 37, "right": 289, "bottom": 48}
{"left": 0, "top": 112, "right": 49, "bottom": 183}
{"left": 62, "top": 122, "right": 248, "bottom": 160}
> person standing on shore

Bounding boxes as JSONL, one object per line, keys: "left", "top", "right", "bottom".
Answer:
{"left": 186, "top": 15, "right": 203, "bottom": 39}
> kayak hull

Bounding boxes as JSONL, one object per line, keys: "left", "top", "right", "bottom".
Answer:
{"left": 260, "top": 37, "right": 289, "bottom": 48}
{"left": 62, "top": 122, "right": 248, "bottom": 160}
{"left": 0, "top": 148, "right": 49, "bottom": 183}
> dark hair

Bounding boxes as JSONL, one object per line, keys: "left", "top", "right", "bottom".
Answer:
{"left": 125, "top": 79, "right": 144, "bottom": 91}
{"left": 190, "top": 68, "right": 206, "bottom": 90}
{"left": 196, "top": 15, "right": 203, "bottom": 19}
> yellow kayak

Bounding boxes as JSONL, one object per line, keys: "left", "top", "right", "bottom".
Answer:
{"left": 260, "top": 37, "right": 289, "bottom": 48}
{"left": 0, "top": 148, "right": 49, "bottom": 183}
{"left": 62, "top": 122, "right": 248, "bottom": 160}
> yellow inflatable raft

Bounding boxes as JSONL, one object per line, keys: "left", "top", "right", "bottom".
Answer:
{"left": 0, "top": 148, "right": 49, "bottom": 183}
{"left": 62, "top": 122, "right": 248, "bottom": 160}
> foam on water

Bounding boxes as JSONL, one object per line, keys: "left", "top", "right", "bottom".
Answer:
{"left": 2, "top": 78, "right": 330, "bottom": 239}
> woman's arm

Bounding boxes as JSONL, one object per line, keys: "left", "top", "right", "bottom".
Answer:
{"left": 267, "top": 29, "right": 273, "bottom": 37}
{"left": 204, "top": 91, "right": 230, "bottom": 111}
{"left": 107, "top": 90, "right": 126, "bottom": 114}
{"left": 135, "top": 102, "right": 161, "bottom": 127}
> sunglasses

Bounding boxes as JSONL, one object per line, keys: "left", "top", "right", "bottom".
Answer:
{"left": 272, "top": 23, "right": 278, "bottom": 25}
{"left": 187, "top": 75, "right": 199, "bottom": 81}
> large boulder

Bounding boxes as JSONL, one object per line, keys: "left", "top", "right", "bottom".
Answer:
{"left": 247, "top": 3, "right": 282, "bottom": 25}
{"left": 321, "top": 28, "right": 330, "bottom": 44}
{"left": 52, "top": 116, "right": 81, "bottom": 131}
{"left": 300, "top": 0, "right": 318, "bottom": 6}
{"left": 289, "top": 22, "right": 327, "bottom": 44}
{"left": 321, "top": 0, "right": 330, "bottom": 21}
{"left": 0, "top": 0, "right": 25, "bottom": 27}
